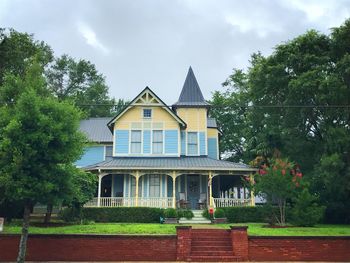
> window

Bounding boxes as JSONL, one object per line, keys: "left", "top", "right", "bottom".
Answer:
{"left": 105, "top": 145, "right": 113, "bottom": 160}
{"left": 149, "top": 174, "right": 160, "bottom": 197}
{"left": 143, "top": 109, "right": 152, "bottom": 118}
{"left": 152, "top": 130, "right": 163, "bottom": 154}
{"left": 130, "top": 130, "right": 142, "bottom": 153}
{"left": 187, "top": 132, "right": 198, "bottom": 155}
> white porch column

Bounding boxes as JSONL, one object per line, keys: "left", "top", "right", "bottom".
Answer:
{"left": 208, "top": 171, "right": 213, "bottom": 207}
{"left": 97, "top": 174, "right": 103, "bottom": 207}
{"left": 135, "top": 171, "right": 140, "bottom": 207}
{"left": 172, "top": 171, "right": 177, "bottom": 208}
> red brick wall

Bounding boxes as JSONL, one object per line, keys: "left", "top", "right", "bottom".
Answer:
{"left": 0, "top": 234, "right": 177, "bottom": 262}
{"left": 249, "top": 236, "right": 350, "bottom": 262}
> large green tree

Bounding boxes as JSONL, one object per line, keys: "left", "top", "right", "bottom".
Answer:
{"left": 0, "top": 28, "right": 118, "bottom": 117}
{"left": 0, "top": 61, "right": 87, "bottom": 262}
{"left": 211, "top": 19, "right": 350, "bottom": 223}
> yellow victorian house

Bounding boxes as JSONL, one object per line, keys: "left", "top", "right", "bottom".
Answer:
{"left": 77, "top": 67, "right": 256, "bottom": 209}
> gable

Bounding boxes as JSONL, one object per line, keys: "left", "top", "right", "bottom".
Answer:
{"left": 108, "top": 87, "right": 186, "bottom": 131}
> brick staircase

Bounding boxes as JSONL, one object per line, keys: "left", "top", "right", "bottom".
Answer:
{"left": 189, "top": 229, "right": 241, "bottom": 262}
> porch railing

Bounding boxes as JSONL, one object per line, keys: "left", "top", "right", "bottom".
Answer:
{"left": 213, "top": 198, "right": 251, "bottom": 207}
{"left": 84, "top": 197, "right": 172, "bottom": 208}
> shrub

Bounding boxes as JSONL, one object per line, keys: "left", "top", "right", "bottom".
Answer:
{"left": 59, "top": 207, "right": 82, "bottom": 222}
{"left": 222, "top": 207, "right": 265, "bottom": 223}
{"left": 164, "top": 208, "right": 177, "bottom": 218}
{"left": 59, "top": 207, "right": 164, "bottom": 223}
{"left": 290, "top": 188, "right": 325, "bottom": 227}
{"left": 177, "top": 209, "right": 194, "bottom": 219}
{"left": 214, "top": 208, "right": 226, "bottom": 218}
{"left": 202, "top": 209, "right": 210, "bottom": 219}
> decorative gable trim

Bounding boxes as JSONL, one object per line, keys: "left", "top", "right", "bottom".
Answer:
{"left": 107, "top": 87, "right": 187, "bottom": 132}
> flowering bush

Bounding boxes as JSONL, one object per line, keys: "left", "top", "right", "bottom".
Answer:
{"left": 251, "top": 158, "right": 303, "bottom": 225}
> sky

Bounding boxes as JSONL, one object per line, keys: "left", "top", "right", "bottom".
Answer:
{"left": 1, "top": 0, "right": 349, "bottom": 104}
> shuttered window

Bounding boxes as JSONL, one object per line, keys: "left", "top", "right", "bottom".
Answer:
{"left": 187, "top": 132, "right": 198, "bottom": 155}
{"left": 130, "top": 130, "right": 142, "bottom": 153}
{"left": 152, "top": 130, "right": 163, "bottom": 154}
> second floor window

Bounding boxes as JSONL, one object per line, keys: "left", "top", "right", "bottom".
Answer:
{"left": 143, "top": 109, "right": 152, "bottom": 118}
{"left": 152, "top": 130, "right": 163, "bottom": 154}
{"left": 187, "top": 132, "right": 198, "bottom": 155}
{"left": 130, "top": 130, "right": 142, "bottom": 153}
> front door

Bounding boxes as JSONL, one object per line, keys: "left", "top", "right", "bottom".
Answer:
{"left": 187, "top": 175, "right": 200, "bottom": 209}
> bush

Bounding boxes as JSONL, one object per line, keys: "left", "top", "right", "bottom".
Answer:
{"left": 324, "top": 203, "right": 350, "bottom": 224}
{"left": 290, "top": 189, "right": 325, "bottom": 227}
{"left": 202, "top": 209, "right": 210, "bottom": 219}
{"left": 58, "top": 207, "right": 82, "bottom": 222}
{"left": 60, "top": 207, "right": 164, "bottom": 223}
{"left": 164, "top": 208, "right": 177, "bottom": 218}
{"left": 0, "top": 200, "right": 24, "bottom": 221}
{"left": 222, "top": 207, "right": 265, "bottom": 223}
{"left": 177, "top": 209, "right": 194, "bottom": 219}
{"left": 214, "top": 208, "right": 226, "bottom": 218}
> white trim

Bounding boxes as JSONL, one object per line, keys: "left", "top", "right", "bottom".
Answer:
{"left": 186, "top": 131, "right": 200, "bottom": 156}
{"left": 142, "top": 108, "right": 152, "bottom": 119}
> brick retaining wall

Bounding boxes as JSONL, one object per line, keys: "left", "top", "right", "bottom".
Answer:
{"left": 1, "top": 229, "right": 350, "bottom": 262}
{"left": 0, "top": 234, "right": 177, "bottom": 262}
{"left": 249, "top": 236, "right": 350, "bottom": 262}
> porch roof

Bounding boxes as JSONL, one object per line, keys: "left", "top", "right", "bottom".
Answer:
{"left": 84, "top": 156, "right": 256, "bottom": 173}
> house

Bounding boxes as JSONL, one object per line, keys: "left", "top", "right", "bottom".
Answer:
{"left": 78, "top": 67, "right": 256, "bottom": 209}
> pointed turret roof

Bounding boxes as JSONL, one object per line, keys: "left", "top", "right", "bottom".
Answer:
{"left": 173, "top": 67, "right": 210, "bottom": 108}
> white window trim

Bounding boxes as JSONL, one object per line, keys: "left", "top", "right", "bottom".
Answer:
{"left": 186, "top": 131, "right": 200, "bottom": 156}
{"left": 129, "top": 129, "right": 142, "bottom": 154}
{"left": 142, "top": 108, "right": 152, "bottom": 119}
{"left": 152, "top": 130, "right": 164, "bottom": 154}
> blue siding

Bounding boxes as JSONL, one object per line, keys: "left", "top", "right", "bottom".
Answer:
{"left": 208, "top": 138, "right": 218, "bottom": 159}
{"left": 164, "top": 130, "right": 178, "bottom": 154}
{"left": 143, "top": 130, "right": 151, "bottom": 154}
{"left": 115, "top": 130, "right": 129, "bottom": 154}
{"left": 199, "top": 132, "right": 206, "bottom": 155}
{"left": 76, "top": 146, "right": 104, "bottom": 167}
{"left": 180, "top": 131, "right": 186, "bottom": 155}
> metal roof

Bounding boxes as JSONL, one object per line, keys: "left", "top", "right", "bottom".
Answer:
{"left": 173, "top": 67, "right": 210, "bottom": 107}
{"left": 207, "top": 118, "right": 217, "bottom": 128}
{"left": 80, "top": 118, "right": 113, "bottom": 143}
{"left": 84, "top": 156, "right": 255, "bottom": 172}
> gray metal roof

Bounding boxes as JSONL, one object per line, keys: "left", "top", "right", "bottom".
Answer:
{"left": 207, "top": 118, "right": 217, "bottom": 128}
{"left": 84, "top": 156, "right": 255, "bottom": 172}
{"left": 80, "top": 118, "right": 113, "bottom": 143}
{"left": 173, "top": 67, "right": 210, "bottom": 107}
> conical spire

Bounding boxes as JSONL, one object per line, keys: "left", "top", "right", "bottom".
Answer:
{"left": 173, "top": 67, "right": 209, "bottom": 107}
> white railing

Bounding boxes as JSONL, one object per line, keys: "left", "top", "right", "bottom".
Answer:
{"left": 213, "top": 198, "right": 251, "bottom": 207}
{"left": 84, "top": 197, "right": 172, "bottom": 208}
{"left": 139, "top": 197, "right": 173, "bottom": 208}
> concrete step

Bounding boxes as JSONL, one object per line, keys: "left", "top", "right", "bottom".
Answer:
{"left": 179, "top": 219, "right": 211, "bottom": 224}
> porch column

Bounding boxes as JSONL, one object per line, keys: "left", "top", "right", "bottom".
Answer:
{"left": 208, "top": 171, "right": 213, "bottom": 207}
{"left": 249, "top": 174, "right": 256, "bottom": 206}
{"left": 97, "top": 174, "right": 103, "bottom": 207}
{"left": 135, "top": 171, "right": 140, "bottom": 207}
{"left": 172, "top": 171, "right": 177, "bottom": 208}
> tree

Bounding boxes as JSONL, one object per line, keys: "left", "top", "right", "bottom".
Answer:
{"left": 0, "top": 28, "right": 53, "bottom": 85}
{"left": 251, "top": 158, "right": 302, "bottom": 225}
{"left": 211, "top": 19, "right": 350, "bottom": 223}
{"left": 0, "top": 61, "right": 86, "bottom": 262}
{"left": 46, "top": 54, "right": 116, "bottom": 117}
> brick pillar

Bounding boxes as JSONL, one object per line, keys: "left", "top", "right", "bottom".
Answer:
{"left": 176, "top": 226, "right": 192, "bottom": 261}
{"left": 230, "top": 226, "right": 248, "bottom": 261}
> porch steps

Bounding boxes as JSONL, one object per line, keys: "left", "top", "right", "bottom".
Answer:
{"left": 179, "top": 210, "right": 211, "bottom": 224}
{"left": 189, "top": 229, "right": 240, "bottom": 262}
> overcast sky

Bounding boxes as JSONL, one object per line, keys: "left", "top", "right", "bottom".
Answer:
{"left": 1, "top": 0, "right": 349, "bottom": 104}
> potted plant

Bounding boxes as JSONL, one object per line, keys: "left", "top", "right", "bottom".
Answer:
{"left": 163, "top": 208, "right": 178, "bottom": 224}
{"left": 213, "top": 208, "right": 227, "bottom": 224}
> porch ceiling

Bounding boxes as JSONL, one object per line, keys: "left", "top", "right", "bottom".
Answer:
{"left": 83, "top": 156, "right": 256, "bottom": 174}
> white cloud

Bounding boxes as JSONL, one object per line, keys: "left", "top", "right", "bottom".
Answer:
{"left": 77, "top": 21, "right": 109, "bottom": 55}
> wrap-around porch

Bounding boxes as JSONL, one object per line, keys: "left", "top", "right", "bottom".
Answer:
{"left": 84, "top": 171, "right": 255, "bottom": 209}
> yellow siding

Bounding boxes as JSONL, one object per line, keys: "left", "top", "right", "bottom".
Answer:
{"left": 207, "top": 128, "right": 219, "bottom": 138}
{"left": 176, "top": 108, "right": 207, "bottom": 131}
{"left": 115, "top": 106, "right": 180, "bottom": 130}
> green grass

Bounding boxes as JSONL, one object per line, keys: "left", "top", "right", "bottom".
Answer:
{"left": 3, "top": 222, "right": 350, "bottom": 236}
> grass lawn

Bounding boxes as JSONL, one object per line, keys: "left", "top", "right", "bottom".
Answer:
{"left": 3, "top": 222, "right": 350, "bottom": 236}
